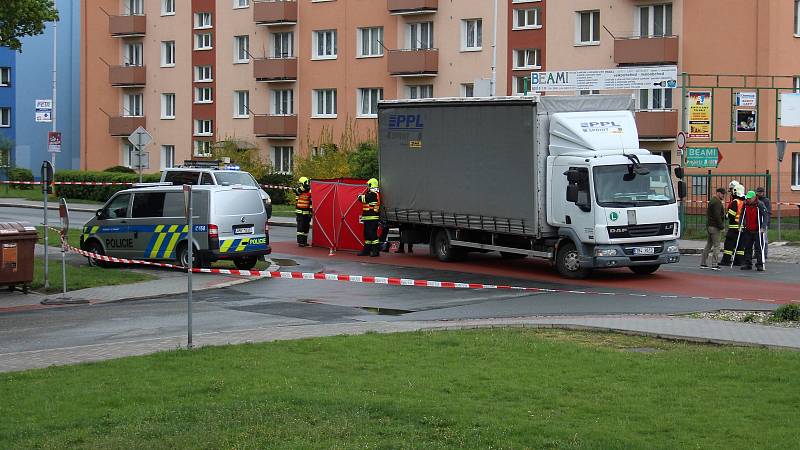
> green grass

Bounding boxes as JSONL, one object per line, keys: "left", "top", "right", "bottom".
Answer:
{"left": 271, "top": 203, "right": 295, "bottom": 217}
{"left": 682, "top": 226, "right": 800, "bottom": 243}
{"left": 31, "top": 257, "right": 156, "bottom": 293}
{"left": 1, "top": 329, "right": 799, "bottom": 449}
{"left": 0, "top": 186, "right": 101, "bottom": 204}
{"left": 35, "top": 226, "right": 82, "bottom": 249}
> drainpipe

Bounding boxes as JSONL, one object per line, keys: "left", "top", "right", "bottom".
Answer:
{"left": 490, "top": 0, "right": 498, "bottom": 96}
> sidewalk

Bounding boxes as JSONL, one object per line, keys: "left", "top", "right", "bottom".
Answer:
{"left": 1, "top": 315, "right": 798, "bottom": 372}
{"left": 679, "top": 238, "right": 800, "bottom": 263}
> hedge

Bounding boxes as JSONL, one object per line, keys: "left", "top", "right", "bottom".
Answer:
{"left": 54, "top": 170, "right": 160, "bottom": 202}
{"left": 260, "top": 172, "right": 294, "bottom": 205}
{"left": 8, "top": 168, "right": 34, "bottom": 190}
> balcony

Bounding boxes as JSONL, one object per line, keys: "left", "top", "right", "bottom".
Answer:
{"left": 614, "top": 36, "right": 679, "bottom": 65}
{"left": 253, "top": 0, "right": 297, "bottom": 26}
{"left": 387, "top": 49, "right": 438, "bottom": 77}
{"left": 109, "top": 116, "right": 146, "bottom": 137}
{"left": 254, "top": 115, "right": 297, "bottom": 138}
{"left": 109, "top": 65, "right": 146, "bottom": 87}
{"left": 253, "top": 58, "right": 297, "bottom": 82}
{"left": 388, "top": 0, "right": 438, "bottom": 15}
{"left": 109, "top": 15, "right": 147, "bottom": 37}
{"left": 635, "top": 110, "right": 678, "bottom": 139}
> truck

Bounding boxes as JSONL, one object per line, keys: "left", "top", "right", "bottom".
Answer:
{"left": 378, "top": 95, "right": 687, "bottom": 279}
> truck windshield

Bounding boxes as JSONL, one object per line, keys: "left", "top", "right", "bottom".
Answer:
{"left": 593, "top": 163, "right": 675, "bottom": 207}
{"left": 214, "top": 172, "right": 259, "bottom": 188}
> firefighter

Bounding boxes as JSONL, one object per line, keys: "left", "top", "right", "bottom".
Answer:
{"left": 358, "top": 178, "right": 381, "bottom": 257}
{"left": 720, "top": 181, "right": 746, "bottom": 266}
{"left": 294, "top": 176, "right": 312, "bottom": 247}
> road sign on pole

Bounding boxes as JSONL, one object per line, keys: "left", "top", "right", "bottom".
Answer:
{"left": 127, "top": 127, "right": 152, "bottom": 183}
{"left": 35, "top": 99, "right": 53, "bottom": 122}
{"left": 776, "top": 140, "right": 786, "bottom": 241}
{"left": 48, "top": 131, "right": 62, "bottom": 153}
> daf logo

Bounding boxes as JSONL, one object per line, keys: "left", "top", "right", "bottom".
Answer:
{"left": 241, "top": 217, "right": 246, "bottom": 223}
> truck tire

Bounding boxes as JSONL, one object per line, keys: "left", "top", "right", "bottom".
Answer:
{"left": 629, "top": 264, "right": 661, "bottom": 275}
{"left": 432, "top": 229, "right": 464, "bottom": 262}
{"left": 234, "top": 256, "right": 258, "bottom": 270}
{"left": 555, "top": 241, "right": 592, "bottom": 279}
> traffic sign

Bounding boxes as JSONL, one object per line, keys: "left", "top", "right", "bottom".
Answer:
{"left": 685, "top": 147, "right": 720, "bottom": 168}
{"left": 132, "top": 151, "right": 149, "bottom": 169}
{"left": 128, "top": 126, "right": 152, "bottom": 148}
{"left": 35, "top": 99, "right": 52, "bottom": 122}
{"left": 676, "top": 131, "right": 687, "bottom": 149}
{"left": 48, "top": 131, "right": 62, "bottom": 153}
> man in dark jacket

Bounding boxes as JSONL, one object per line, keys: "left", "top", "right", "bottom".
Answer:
{"left": 701, "top": 187, "right": 726, "bottom": 270}
{"left": 738, "top": 190, "right": 767, "bottom": 271}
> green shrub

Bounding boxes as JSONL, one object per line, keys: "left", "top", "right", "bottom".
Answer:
{"left": 8, "top": 167, "right": 34, "bottom": 190}
{"left": 348, "top": 141, "right": 378, "bottom": 180}
{"left": 104, "top": 165, "right": 136, "bottom": 174}
{"left": 260, "top": 172, "right": 294, "bottom": 205}
{"left": 54, "top": 170, "right": 160, "bottom": 203}
{"left": 770, "top": 304, "right": 800, "bottom": 322}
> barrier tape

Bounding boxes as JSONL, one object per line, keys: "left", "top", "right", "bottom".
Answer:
{"left": 2, "top": 180, "right": 296, "bottom": 191}
{"left": 683, "top": 199, "right": 800, "bottom": 206}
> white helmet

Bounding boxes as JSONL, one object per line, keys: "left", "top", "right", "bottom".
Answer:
{"left": 728, "top": 180, "right": 740, "bottom": 191}
{"left": 734, "top": 185, "right": 745, "bottom": 197}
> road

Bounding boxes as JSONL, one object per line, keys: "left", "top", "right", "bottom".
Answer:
{"left": 0, "top": 206, "right": 94, "bottom": 229}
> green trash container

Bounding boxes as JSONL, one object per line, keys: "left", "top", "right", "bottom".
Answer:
{"left": 0, "top": 222, "right": 39, "bottom": 294}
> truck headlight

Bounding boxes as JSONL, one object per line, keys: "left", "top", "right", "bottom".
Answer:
{"left": 666, "top": 245, "right": 679, "bottom": 253}
{"left": 595, "top": 248, "right": 618, "bottom": 257}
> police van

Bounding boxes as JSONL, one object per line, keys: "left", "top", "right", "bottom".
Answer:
{"left": 80, "top": 185, "right": 270, "bottom": 270}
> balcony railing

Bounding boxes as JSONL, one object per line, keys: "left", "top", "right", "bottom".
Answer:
{"left": 109, "top": 65, "right": 146, "bottom": 87}
{"left": 109, "top": 14, "right": 147, "bottom": 37}
{"left": 635, "top": 109, "right": 678, "bottom": 139}
{"left": 109, "top": 116, "right": 146, "bottom": 137}
{"left": 254, "top": 115, "right": 298, "bottom": 138}
{"left": 387, "top": 49, "right": 438, "bottom": 76}
{"left": 253, "top": 57, "right": 297, "bottom": 82}
{"left": 387, "top": 0, "right": 438, "bottom": 15}
{"left": 614, "top": 35, "right": 679, "bottom": 65}
{"left": 253, "top": 0, "right": 298, "bottom": 26}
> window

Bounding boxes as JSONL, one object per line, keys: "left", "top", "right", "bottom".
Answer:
{"left": 195, "top": 87, "right": 213, "bottom": 103}
{"left": 195, "top": 65, "right": 213, "bottom": 82}
{"left": 161, "top": 0, "right": 175, "bottom": 15}
{"left": 313, "top": 89, "right": 337, "bottom": 117}
{"left": 195, "top": 120, "right": 213, "bottom": 136}
{"left": 0, "top": 108, "right": 10, "bottom": 127}
{"left": 273, "top": 32, "right": 294, "bottom": 58}
{"left": 795, "top": 76, "right": 800, "bottom": 93}
{"left": 161, "top": 41, "right": 175, "bottom": 67}
{"left": 514, "top": 8, "right": 541, "bottom": 29}
{"left": 358, "top": 27, "right": 384, "bottom": 57}
{"left": 194, "top": 12, "right": 212, "bottom": 29}
{"left": 462, "top": 83, "right": 474, "bottom": 97}
{"left": 105, "top": 193, "right": 131, "bottom": 218}
{"left": 124, "top": 42, "right": 143, "bottom": 66}
{"left": 0, "top": 67, "right": 10, "bottom": 86}
{"left": 273, "top": 146, "right": 293, "bottom": 174}
{"left": 579, "top": 90, "right": 600, "bottom": 95}
{"left": 358, "top": 88, "right": 383, "bottom": 117}
{"left": 407, "top": 85, "right": 433, "bottom": 99}
{"left": 234, "top": 35, "right": 250, "bottom": 63}
{"left": 638, "top": 4, "right": 672, "bottom": 37}
{"left": 514, "top": 48, "right": 540, "bottom": 69}
{"left": 161, "top": 93, "right": 175, "bottom": 119}
{"left": 195, "top": 33, "right": 213, "bottom": 50}
{"left": 234, "top": 0, "right": 249, "bottom": 8}
{"left": 691, "top": 175, "right": 708, "bottom": 197}
{"left": 313, "top": 30, "right": 337, "bottom": 59}
{"left": 132, "top": 192, "right": 167, "bottom": 218}
{"left": 234, "top": 90, "right": 249, "bottom": 118}
{"left": 513, "top": 76, "right": 528, "bottom": 95}
{"left": 408, "top": 22, "right": 434, "bottom": 50}
{"left": 123, "top": 93, "right": 143, "bottom": 116}
{"left": 576, "top": 10, "right": 600, "bottom": 45}
{"left": 792, "top": 153, "right": 800, "bottom": 187}
{"left": 462, "top": 19, "right": 482, "bottom": 51}
{"left": 194, "top": 140, "right": 212, "bottom": 157}
{"left": 639, "top": 88, "right": 673, "bottom": 110}
{"left": 126, "top": 0, "right": 144, "bottom": 15}
{"left": 161, "top": 145, "right": 175, "bottom": 170}
{"left": 796, "top": 0, "right": 800, "bottom": 36}
{"left": 272, "top": 89, "right": 294, "bottom": 115}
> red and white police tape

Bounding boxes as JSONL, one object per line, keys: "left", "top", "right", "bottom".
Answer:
{"left": 1, "top": 180, "right": 295, "bottom": 190}
{"left": 682, "top": 199, "right": 800, "bottom": 206}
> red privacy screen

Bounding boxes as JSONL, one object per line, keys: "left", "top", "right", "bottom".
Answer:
{"left": 311, "top": 179, "right": 367, "bottom": 252}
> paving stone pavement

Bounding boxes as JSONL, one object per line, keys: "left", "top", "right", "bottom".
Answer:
{"left": 1, "top": 315, "right": 798, "bottom": 373}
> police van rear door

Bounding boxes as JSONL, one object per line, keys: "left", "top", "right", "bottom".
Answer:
{"left": 212, "top": 188, "right": 267, "bottom": 255}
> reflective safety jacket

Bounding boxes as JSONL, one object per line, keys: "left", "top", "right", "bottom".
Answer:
{"left": 359, "top": 188, "right": 381, "bottom": 221}
{"left": 295, "top": 187, "right": 312, "bottom": 215}
{"left": 726, "top": 198, "right": 744, "bottom": 230}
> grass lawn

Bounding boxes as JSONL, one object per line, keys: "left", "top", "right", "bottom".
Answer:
{"left": 1, "top": 329, "right": 798, "bottom": 449}
{"left": 0, "top": 186, "right": 101, "bottom": 205}
{"left": 683, "top": 226, "right": 800, "bottom": 243}
{"left": 35, "top": 226, "right": 82, "bottom": 249}
{"left": 31, "top": 257, "right": 156, "bottom": 293}
{"left": 272, "top": 203, "right": 294, "bottom": 217}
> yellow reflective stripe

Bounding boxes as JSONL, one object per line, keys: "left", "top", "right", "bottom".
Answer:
{"left": 149, "top": 233, "right": 168, "bottom": 258}
{"left": 235, "top": 238, "right": 250, "bottom": 252}
{"left": 163, "top": 232, "right": 182, "bottom": 258}
{"left": 91, "top": 226, "right": 99, "bottom": 234}
{"left": 182, "top": 225, "right": 189, "bottom": 232}
{"left": 168, "top": 224, "right": 179, "bottom": 233}
{"left": 155, "top": 225, "right": 165, "bottom": 232}
{"left": 220, "top": 239, "right": 235, "bottom": 252}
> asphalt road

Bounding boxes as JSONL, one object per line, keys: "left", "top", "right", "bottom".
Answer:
{"left": 0, "top": 206, "right": 94, "bottom": 230}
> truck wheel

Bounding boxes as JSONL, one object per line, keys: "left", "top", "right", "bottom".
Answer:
{"left": 432, "top": 229, "right": 464, "bottom": 262}
{"left": 85, "top": 240, "right": 111, "bottom": 268}
{"left": 176, "top": 243, "right": 200, "bottom": 268}
{"left": 556, "top": 242, "right": 592, "bottom": 279}
{"left": 629, "top": 264, "right": 661, "bottom": 275}
{"left": 234, "top": 256, "right": 258, "bottom": 270}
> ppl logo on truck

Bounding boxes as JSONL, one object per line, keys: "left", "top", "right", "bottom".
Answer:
{"left": 581, "top": 121, "right": 624, "bottom": 134}
{"left": 388, "top": 114, "right": 425, "bottom": 130}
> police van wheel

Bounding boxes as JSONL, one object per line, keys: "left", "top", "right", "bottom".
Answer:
{"left": 629, "top": 264, "right": 660, "bottom": 275}
{"left": 555, "top": 242, "right": 592, "bottom": 279}
{"left": 233, "top": 256, "right": 258, "bottom": 270}
{"left": 176, "top": 244, "right": 200, "bottom": 269}
{"left": 85, "top": 241, "right": 111, "bottom": 268}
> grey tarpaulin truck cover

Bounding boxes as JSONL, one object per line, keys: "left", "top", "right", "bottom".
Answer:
{"left": 377, "top": 95, "right": 635, "bottom": 238}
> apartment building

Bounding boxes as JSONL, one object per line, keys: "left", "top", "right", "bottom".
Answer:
{"left": 81, "top": 0, "right": 508, "bottom": 174}
{"left": 507, "top": 0, "right": 546, "bottom": 96}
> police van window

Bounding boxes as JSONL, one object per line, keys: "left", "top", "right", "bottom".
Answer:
{"left": 164, "top": 171, "right": 200, "bottom": 185}
{"left": 106, "top": 194, "right": 131, "bottom": 219}
{"left": 214, "top": 190, "right": 262, "bottom": 215}
{"left": 200, "top": 173, "right": 215, "bottom": 185}
{"left": 162, "top": 192, "right": 184, "bottom": 217}
{"left": 215, "top": 171, "right": 258, "bottom": 187}
{"left": 132, "top": 192, "right": 166, "bottom": 218}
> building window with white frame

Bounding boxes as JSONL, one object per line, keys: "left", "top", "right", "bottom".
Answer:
{"left": 462, "top": 19, "right": 482, "bottom": 51}
{"left": 160, "top": 145, "right": 175, "bottom": 170}
{"left": 272, "top": 89, "right": 294, "bottom": 115}
{"left": 407, "top": 84, "right": 433, "bottom": 99}
{"left": 195, "top": 87, "right": 213, "bottom": 103}
{"left": 124, "top": 42, "right": 143, "bottom": 66}
{"left": 639, "top": 88, "right": 673, "bottom": 110}
{"left": 126, "top": 0, "right": 144, "bottom": 15}
{"left": 234, "top": 35, "right": 250, "bottom": 63}
{"left": 194, "top": 119, "right": 213, "bottom": 136}
{"left": 358, "top": 27, "right": 384, "bottom": 57}
{"left": 0, "top": 107, "right": 10, "bottom": 127}
{"left": 194, "top": 12, "right": 212, "bottom": 29}
{"left": 234, "top": 90, "right": 249, "bottom": 118}
{"left": 313, "top": 89, "right": 337, "bottom": 117}
{"left": 161, "top": 41, "right": 175, "bottom": 67}
{"left": 514, "top": 7, "right": 541, "bottom": 29}
{"left": 273, "top": 146, "right": 293, "bottom": 174}
{"left": 161, "top": 0, "right": 175, "bottom": 15}
{"left": 792, "top": 152, "right": 800, "bottom": 187}
{"left": 358, "top": 88, "right": 383, "bottom": 117}
{"left": 195, "top": 33, "right": 212, "bottom": 50}
{"left": 123, "top": 93, "right": 143, "bottom": 116}
{"left": 161, "top": 93, "right": 175, "bottom": 119}
{"left": 273, "top": 32, "right": 294, "bottom": 58}
{"left": 234, "top": 0, "right": 249, "bottom": 9}
{"left": 408, "top": 22, "right": 434, "bottom": 50}
{"left": 194, "top": 140, "right": 212, "bottom": 157}
{"left": 313, "top": 30, "right": 337, "bottom": 59}
{"left": 194, "top": 65, "right": 213, "bottom": 82}
{"left": 461, "top": 83, "right": 474, "bottom": 97}
{"left": 795, "top": 0, "right": 800, "bottom": 36}
{"left": 637, "top": 4, "right": 672, "bottom": 37}
{"left": 513, "top": 48, "right": 540, "bottom": 69}
{"left": 0, "top": 67, "right": 10, "bottom": 86}
{"left": 122, "top": 142, "right": 135, "bottom": 167}
{"left": 576, "top": 10, "right": 600, "bottom": 45}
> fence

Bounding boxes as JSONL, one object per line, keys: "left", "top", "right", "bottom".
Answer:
{"left": 681, "top": 173, "right": 771, "bottom": 233}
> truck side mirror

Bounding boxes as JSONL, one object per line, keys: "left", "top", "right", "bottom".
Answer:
{"left": 674, "top": 167, "right": 684, "bottom": 179}
{"left": 564, "top": 169, "right": 582, "bottom": 184}
{"left": 678, "top": 180, "right": 687, "bottom": 199}
{"left": 566, "top": 185, "right": 579, "bottom": 203}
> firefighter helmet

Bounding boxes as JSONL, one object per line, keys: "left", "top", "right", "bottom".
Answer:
{"left": 367, "top": 178, "right": 379, "bottom": 188}
{"left": 735, "top": 185, "right": 746, "bottom": 198}
{"left": 299, "top": 176, "right": 309, "bottom": 184}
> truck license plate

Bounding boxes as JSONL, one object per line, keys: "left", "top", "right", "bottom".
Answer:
{"left": 633, "top": 247, "right": 655, "bottom": 255}
{"left": 234, "top": 225, "right": 254, "bottom": 235}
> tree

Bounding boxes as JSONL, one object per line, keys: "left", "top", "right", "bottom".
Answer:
{"left": 348, "top": 141, "right": 378, "bottom": 180}
{"left": 211, "top": 138, "right": 272, "bottom": 181}
{"left": 0, "top": 0, "right": 59, "bottom": 52}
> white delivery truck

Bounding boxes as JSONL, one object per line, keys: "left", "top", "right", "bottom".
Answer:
{"left": 378, "top": 95, "right": 687, "bottom": 279}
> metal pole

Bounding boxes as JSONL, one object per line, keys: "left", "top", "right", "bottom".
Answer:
{"left": 187, "top": 187, "right": 193, "bottom": 349}
{"left": 51, "top": 20, "right": 57, "bottom": 171}
{"left": 61, "top": 236, "right": 67, "bottom": 295}
{"left": 137, "top": 134, "right": 143, "bottom": 184}
{"left": 43, "top": 182, "right": 48, "bottom": 289}
{"left": 490, "top": 0, "right": 498, "bottom": 96}
{"left": 777, "top": 155, "right": 782, "bottom": 241}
